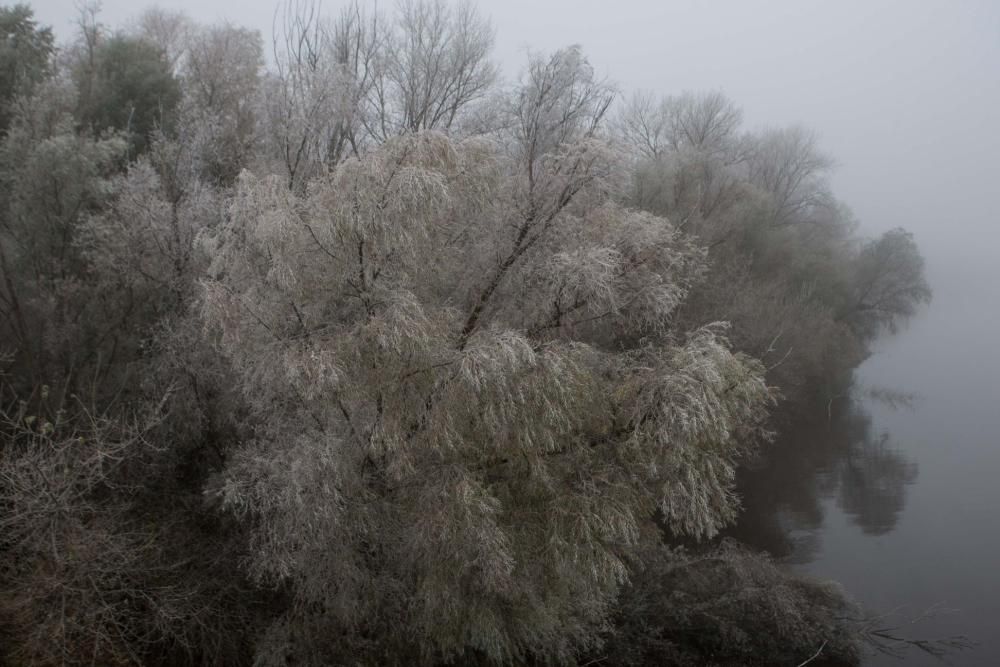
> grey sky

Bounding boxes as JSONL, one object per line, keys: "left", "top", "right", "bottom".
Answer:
{"left": 27, "top": 0, "right": 1000, "bottom": 280}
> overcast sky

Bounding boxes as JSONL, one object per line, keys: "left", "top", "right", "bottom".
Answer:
{"left": 26, "top": 0, "right": 1000, "bottom": 289}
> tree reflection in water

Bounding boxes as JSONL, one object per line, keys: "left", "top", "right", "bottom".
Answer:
{"left": 725, "top": 397, "right": 918, "bottom": 562}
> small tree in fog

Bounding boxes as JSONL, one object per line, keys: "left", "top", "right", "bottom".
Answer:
{"left": 846, "top": 228, "right": 932, "bottom": 336}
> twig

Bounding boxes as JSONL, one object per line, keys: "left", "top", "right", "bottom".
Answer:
{"left": 796, "top": 640, "right": 827, "bottom": 666}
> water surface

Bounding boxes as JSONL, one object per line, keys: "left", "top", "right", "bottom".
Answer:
{"left": 732, "top": 248, "right": 1000, "bottom": 666}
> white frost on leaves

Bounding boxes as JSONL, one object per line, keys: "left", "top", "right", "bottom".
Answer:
{"left": 202, "top": 129, "right": 773, "bottom": 663}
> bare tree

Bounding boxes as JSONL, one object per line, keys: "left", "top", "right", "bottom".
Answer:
{"left": 618, "top": 91, "right": 748, "bottom": 238}
{"left": 260, "top": 0, "right": 355, "bottom": 189}
{"left": 324, "top": 1, "right": 382, "bottom": 162}
{"left": 746, "top": 126, "right": 836, "bottom": 227}
{"left": 664, "top": 90, "right": 743, "bottom": 157}
{"left": 509, "top": 46, "right": 615, "bottom": 174}
{"left": 259, "top": 0, "right": 497, "bottom": 190}
{"left": 133, "top": 6, "right": 194, "bottom": 72}
{"left": 364, "top": 0, "right": 497, "bottom": 140}
{"left": 616, "top": 90, "right": 670, "bottom": 160}
{"left": 182, "top": 22, "right": 264, "bottom": 182}
{"left": 617, "top": 90, "right": 742, "bottom": 161}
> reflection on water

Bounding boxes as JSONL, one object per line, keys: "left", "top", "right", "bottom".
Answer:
{"left": 718, "top": 259, "right": 1000, "bottom": 665}
{"left": 838, "top": 431, "right": 917, "bottom": 536}
{"left": 726, "top": 398, "right": 918, "bottom": 562}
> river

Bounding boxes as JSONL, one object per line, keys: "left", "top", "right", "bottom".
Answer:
{"left": 729, "top": 245, "right": 1000, "bottom": 666}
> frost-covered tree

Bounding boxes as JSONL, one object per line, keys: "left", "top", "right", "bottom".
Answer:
{"left": 0, "top": 4, "right": 54, "bottom": 132}
{"left": 508, "top": 46, "right": 614, "bottom": 177}
{"left": 132, "top": 6, "right": 193, "bottom": 72}
{"left": 746, "top": 125, "right": 836, "bottom": 228}
{"left": 259, "top": 0, "right": 358, "bottom": 190}
{"left": 203, "top": 100, "right": 772, "bottom": 662}
{"left": 845, "top": 227, "right": 932, "bottom": 337}
{"left": 619, "top": 91, "right": 750, "bottom": 244}
{"left": 365, "top": 0, "right": 497, "bottom": 140}
{"left": 259, "top": 0, "right": 496, "bottom": 190}
{"left": 80, "top": 138, "right": 221, "bottom": 314}
{"left": 617, "top": 90, "right": 743, "bottom": 162}
{"left": 616, "top": 90, "right": 930, "bottom": 408}
{"left": 0, "top": 80, "right": 127, "bottom": 396}
{"left": 0, "top": 5, "right": 937, "bottom": 665}
{"left": 181, "top": 22, "right": 264, "bottom": 183}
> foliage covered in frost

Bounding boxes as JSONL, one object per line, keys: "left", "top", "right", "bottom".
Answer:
{"left": 619, "top": 90, "right": 933, "bottom": 407}
{"left": 203, "top": 124, "right": 773, "bottom": 662}
{"left": 0, "top": 4, "right": 933, "bottom": 665}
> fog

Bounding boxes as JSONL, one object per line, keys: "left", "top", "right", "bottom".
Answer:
{"left": 12, "top": 1, "right": 1000, "bottom": 664}
{"left": 29, "top": 2, "right": 1000, "bottom": 361}
{"left": 31, "top": 0, "right": 1000, "bottom": 254}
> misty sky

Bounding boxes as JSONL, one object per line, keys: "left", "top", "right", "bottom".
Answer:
{"left": 26, "top": 0, "right": 1000, "bottom": 292}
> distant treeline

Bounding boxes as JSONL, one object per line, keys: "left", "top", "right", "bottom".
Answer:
{"left": 0, "top": 2, "right": 930, "bottom": 665}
